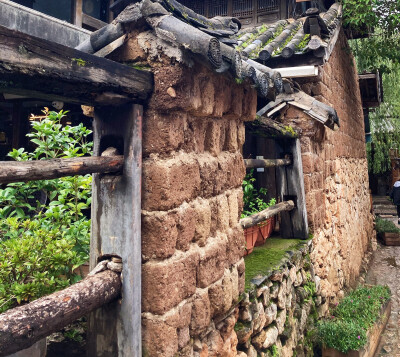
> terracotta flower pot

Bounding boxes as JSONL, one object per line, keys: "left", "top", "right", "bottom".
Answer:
{"left": 255, "top": 217, "right": 276, "bottom": 246}
{"left": 243, "top": 225, "right": 260, "bottom": 255}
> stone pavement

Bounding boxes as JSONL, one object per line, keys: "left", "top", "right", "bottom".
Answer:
{"left": 365, "top": 197, "right": 400, "bottom": 357}
{"left": 366, "top": 242, "right": 400, "bottom": 357}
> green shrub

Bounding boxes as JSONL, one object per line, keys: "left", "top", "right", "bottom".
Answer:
{"left": 242, "top": 169, "right": 276, "bottom": 218}
{"left": 0, "top": 108, "right": 92, "bottom": 312}
{"left": 317, "top": 285, "right": 391, "bottom": 353}
{"left": 0, "top": 218, "right": 85, "bottom": 313}
{"left": 375, "top": 216, "right": 400, "bottom": 233}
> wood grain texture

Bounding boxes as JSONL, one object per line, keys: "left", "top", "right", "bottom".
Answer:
{"left": 88, "top": 104, "right": 142, "bottom": 357}
{"left": 0, "top": 270, "right": 121, "bottom": 357}
{"left": 240, "top": 200, "right": 294, "bottom": 229}
{"left": 0, "top": 25, "right": 153, "bottom": 105}
{"left": 0, "top": 156, "right": 124, "bottom": 184}
{"left": 244, "top": 158, "right": 291, "bottom": 169}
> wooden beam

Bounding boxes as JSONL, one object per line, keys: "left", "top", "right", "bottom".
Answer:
{"left": 245, "top": 117, "right": 299, "bottom": 139}
{"left": 275, "top": 139, "right": 309, "bottom": 239}
{"left": 0, "top": 25, "right": 153, "bottom": 105}
{"left": 0, "top": 156, "right": 124, "bottom": 184}
{"left": 0, "top": 270, "right": 121, "bottom": 357}
{"left": 240, "top": 200, "right": 295, "bottom": 229}
{"left": 244, "top": 158, "right": 291, "bottom": 169}
{"left": 88, "top": 104, "right": 142, "bottom": 356}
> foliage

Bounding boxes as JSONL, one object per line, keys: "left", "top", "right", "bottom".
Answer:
{"left": 0, "top": 108, "right": 92, "bottom": 312}
{"left": 363, "top": 63, "right": 400, "bottom": 174}
{"left": 343, "top": 0, "right": 400, "bottom": 38}
{"left": 317, "top": 285, "right": 391, "bottom": 353}
{"left": 375, "top": 216, "right": 400, "bottom": 233}
{"left": 0, "top": 219, "right": 84, "bottom": 313}
{"left": 242, "top": 170, "right": 276, "bottom": 218}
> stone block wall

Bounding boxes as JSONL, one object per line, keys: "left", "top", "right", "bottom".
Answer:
{"left": 235, "top": 241, "right": 321, "bottom": 357}
{"left": 121, "top": 32, "right": 258, "bottom": 356}
{"left": 281, "top": 30, "right": 375, "bottom": 309}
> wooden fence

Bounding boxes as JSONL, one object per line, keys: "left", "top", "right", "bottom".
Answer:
{"left": 0, "top": 23, "right": 148, "bottom": 357}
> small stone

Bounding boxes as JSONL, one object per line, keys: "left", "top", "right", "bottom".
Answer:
{"left": 270, "top": 283, "right": 279, "bottom": 299}
{"left": 277, "top": 282, "right": 287, "bottom": 309}
{"left": 264, "top": 303, "right": 277, "bottom": 326}
{"left": 252, "top": 302, "right": 266, "bottom": 333}
{"left": 167, "top": 87, "right": 177, "bottom": 98}
{"left": 276, "top": 309, "right": 286, "bottom": 334}
{"left": 270, "top": 271, "right": 283, "bottom": 282}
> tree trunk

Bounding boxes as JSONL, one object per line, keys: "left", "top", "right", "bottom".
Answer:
{"left": 0, "top": 156, "right": 124, "bottom": 184}
{"left": 0, "top": 270, "right": 121, "bottom": 357}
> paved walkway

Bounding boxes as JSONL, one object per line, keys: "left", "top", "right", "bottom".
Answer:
{"left": 366, "top": 243, "right": 400, "bottom": 357}
{"left": 366, "top": 197, "right": 400, "bottom": 356}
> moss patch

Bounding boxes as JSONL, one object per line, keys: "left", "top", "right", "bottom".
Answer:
{"left": 244, "top": 237, "right": 305, "bottom": 291}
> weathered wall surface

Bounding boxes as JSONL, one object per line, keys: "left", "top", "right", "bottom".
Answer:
{"left": 118, "top": 32, "right": 257, "bottom": 356}
{"left": 282, "top": 30, "right": 375, "bottom": 310}
{"left": 235, "top": 241, "right": 320, "bottom": 357}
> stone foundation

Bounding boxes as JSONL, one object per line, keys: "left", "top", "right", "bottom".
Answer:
{"left": 235, "top": 241, "right": 320, "bottom": 357}
{"left": 281, "top": 30, "right": 375, "bottom": 308}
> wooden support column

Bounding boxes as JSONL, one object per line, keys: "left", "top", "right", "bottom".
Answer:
{"left": 275, "top": 138, "right": 308, "bottom": 239}
{"left": 88, "top": 104, "right": 142, "bottom": 357}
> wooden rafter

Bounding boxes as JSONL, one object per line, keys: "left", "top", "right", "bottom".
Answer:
{"left": 0, "top": 25, "right": 153, "bottom": 105}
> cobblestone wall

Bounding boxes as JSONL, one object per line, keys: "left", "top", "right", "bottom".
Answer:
{"left": 282, "top": 30, "right": 375, "bottom": 310}
{"left": 235, "top": 241, "right": 321, "bottom": 357}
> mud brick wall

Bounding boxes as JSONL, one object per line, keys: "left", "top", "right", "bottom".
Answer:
{"left": 281, "top": 30, "right": 375, "bottom": 310}
{"left": 130, "top": 45, "right": 258, "bottom": 355}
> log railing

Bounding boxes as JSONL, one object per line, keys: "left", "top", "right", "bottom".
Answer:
{"left": 244, "top": 158, "right": 291, "bottom": 169}
{"left": 0, "top": 155, "right": 123, "bottom": 184}
{"left": 239, "top": 200, "right": 295, "bottom": 229}
{"left": 0, "top": 260, "right": 122, "bottom": 357}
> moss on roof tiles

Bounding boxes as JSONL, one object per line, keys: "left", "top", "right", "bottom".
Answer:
{"left": 273, "top": 22, "right": 303, "bottom": 56}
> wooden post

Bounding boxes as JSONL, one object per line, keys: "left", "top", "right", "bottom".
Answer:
{"left": 275, "top": 138, "right": 308, "bottom": 239}
{"left": 88, "top": 104, "right": 142, "bottom": 356}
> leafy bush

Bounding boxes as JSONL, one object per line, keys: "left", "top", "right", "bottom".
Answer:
{"left": 375, "top": 216, "right": 400, "bottom": 233}
{"left": 242, "top": 170, "right": 276, "bottom": 218}
{"left": 317, "top": 285, "right": 391, "bottom": 353}
{"left": 0, "top": 108, "right": 92, "bottom": 312}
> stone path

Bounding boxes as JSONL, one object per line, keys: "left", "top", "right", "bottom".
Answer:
{"left": 366, "top": 197, "right": 400, "bottom": 356}
{"left": 366, "top": 243, "right": 400, "bottom": 357}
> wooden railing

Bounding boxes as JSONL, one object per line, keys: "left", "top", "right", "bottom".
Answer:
{"left": 0, "top": 261, "right": 122, "bottom": 356}
{"left": 239, "top": 200, "right": 295, "bottom": 229}
{"left": 0, "top": 155, "right": 124, "bottom": 184}
{"left": 244, "top": 158, "right": 291, "bottom": 169}
{"left": 0, "top": 150, "right": 124, "bottom": 356}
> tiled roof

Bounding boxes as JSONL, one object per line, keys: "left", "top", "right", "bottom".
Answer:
{"left": 76, "top": 0, "right": 342, "bottom": 110}
{"left": 234, "top": 3, "right": 342, "bottom": 64}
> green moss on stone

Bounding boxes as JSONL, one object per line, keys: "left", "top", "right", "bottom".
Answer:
{"left": 244, "top": 237, "right": 305, "bottom": 291}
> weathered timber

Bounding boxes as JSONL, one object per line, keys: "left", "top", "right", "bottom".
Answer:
{"left": 153, "top": 15, "right": 222, "bottom": 69}
{"left": 245, "top": 116, "right": 299, "bottom": 139}
{"left": 0, "top": 270, "right": 121, "bottom": 357}
{"left": 244, "top": 158, "right": 291, "bottom": 169}
{"left": 276, "top": 138, "right": 309, "bottom": 239}
{"left": 0, "top": 156, "right": 124, "bottom": 184}
{"left": 88, "top": 104, "right": 142, "bottom": 356}
{"left": 240, "top": 200, "right": 295, "bottom": 229}
{"left": 0, "top": 25, "right": 153, "bottom": 105}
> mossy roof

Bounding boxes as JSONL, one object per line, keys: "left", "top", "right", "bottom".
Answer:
{"left": 233, "top": 2, "right": 342, "bottom": 64}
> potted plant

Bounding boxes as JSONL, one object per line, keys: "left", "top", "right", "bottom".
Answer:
{"left": 375, "top": 216, "right": 400, "bottom": 246}
{"left": 317, "top": 285, "right": 391, "bottom": 357}
{"left": 242, "top": 170, "right": 277, "bottom": 254}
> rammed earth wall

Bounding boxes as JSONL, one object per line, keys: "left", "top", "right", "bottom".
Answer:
{"left": 113, "top": 26, "right": 374, "bottom": 357}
